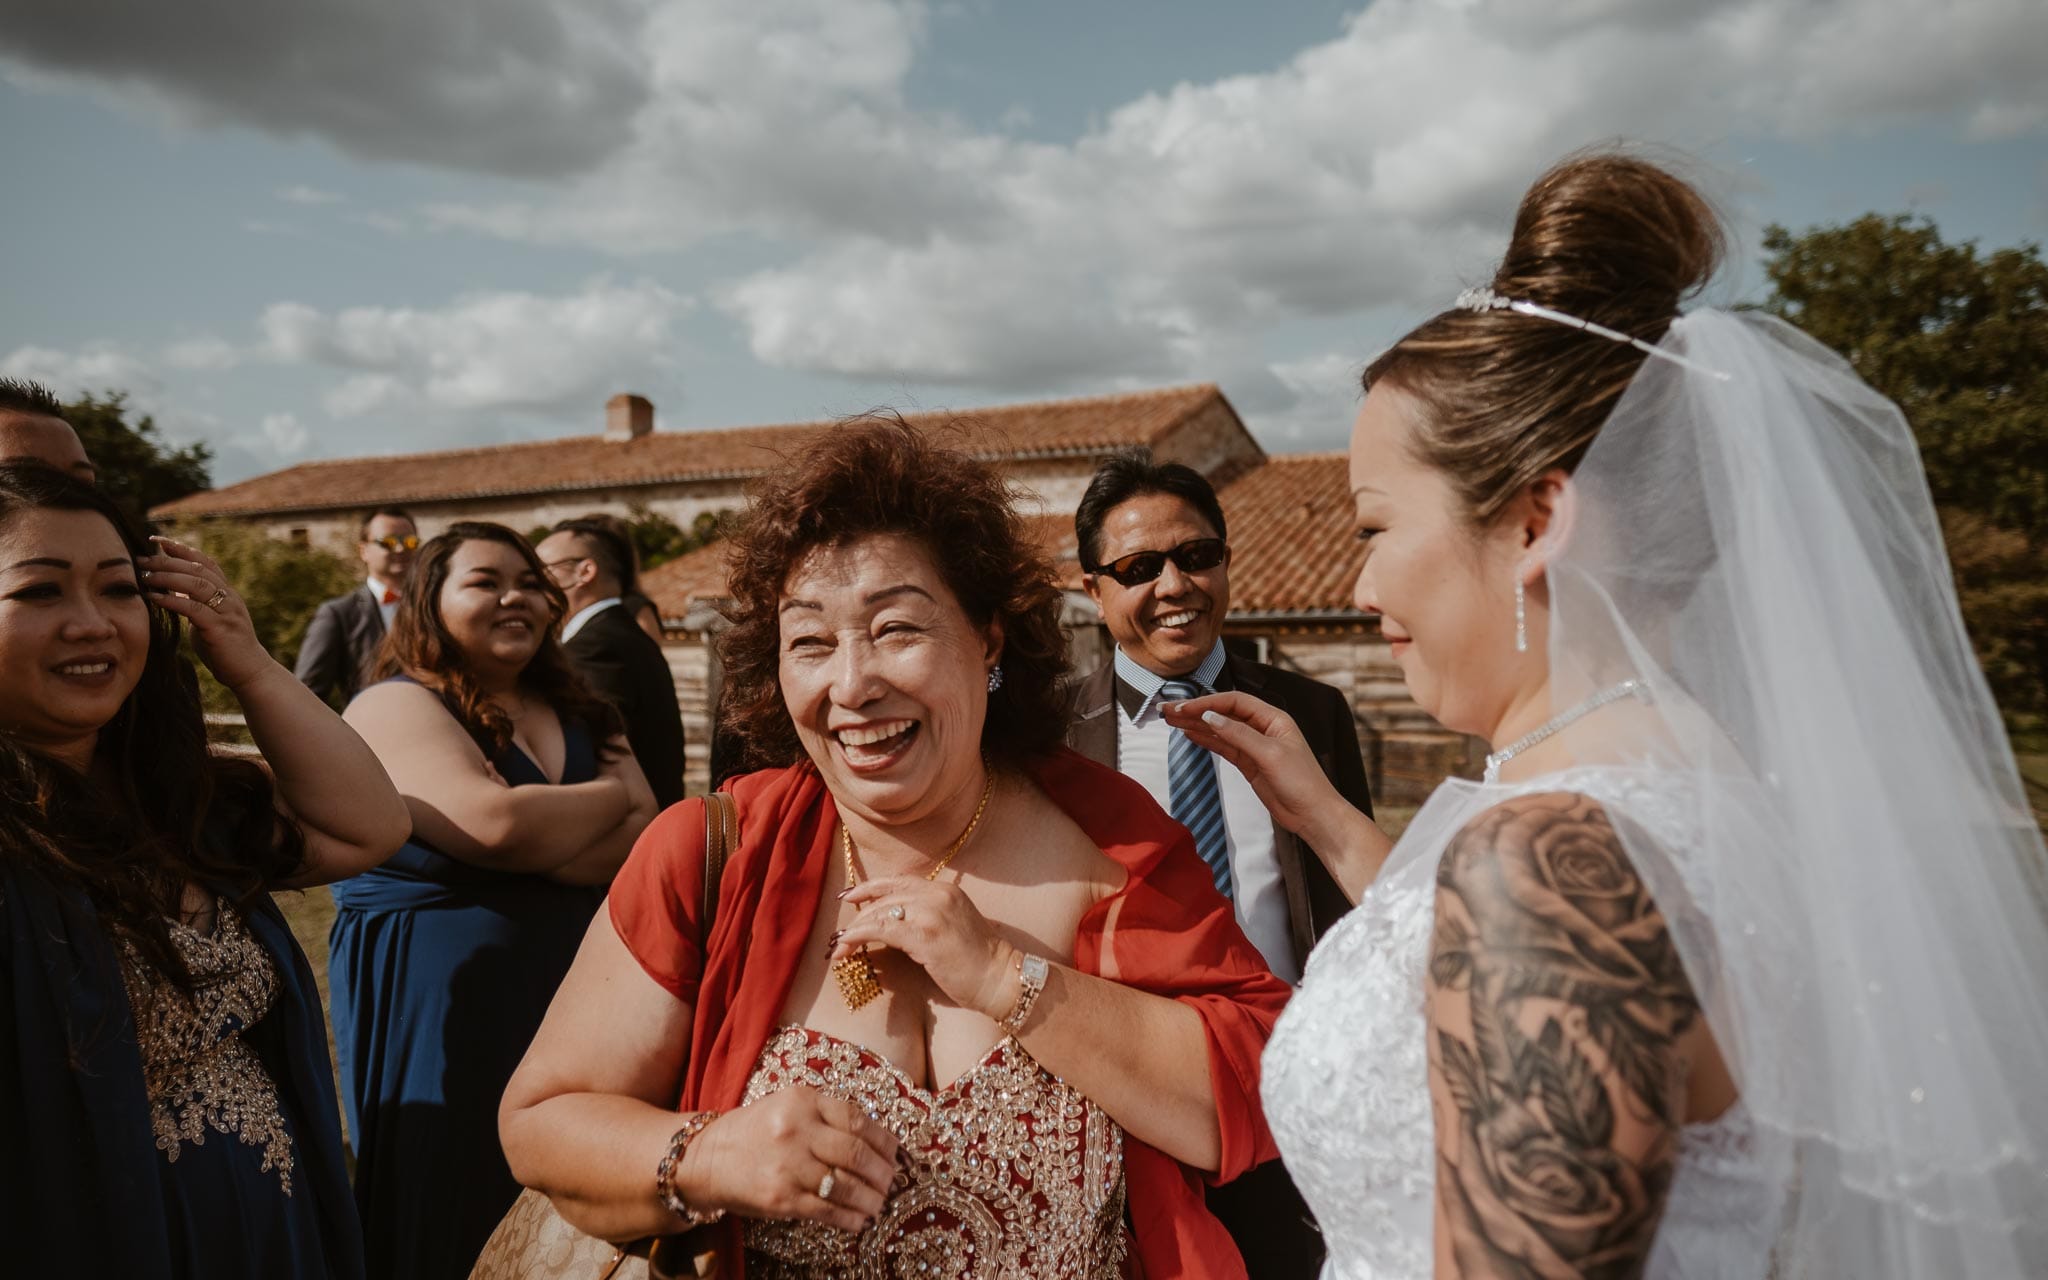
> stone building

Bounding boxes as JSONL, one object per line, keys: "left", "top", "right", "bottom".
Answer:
{"left": 154, "top": 386, "right": 1479, "bottom": 808}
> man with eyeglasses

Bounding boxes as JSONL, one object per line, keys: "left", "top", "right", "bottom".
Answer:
{"left": 295, "top": 507, "right": 417, "bottom": 706}
{"left": 536, "top": 516, "right": 687, "bottom": 810}
{"left": 1066, "top": 453, "right": 1371, "bottom": 1279}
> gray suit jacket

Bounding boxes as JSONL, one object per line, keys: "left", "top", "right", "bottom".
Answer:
{"left": 294, "top": 585, "right": 386, "bottom": 707}
{"left": 1064, "top": 652, "right": 1371, "bottom": 975}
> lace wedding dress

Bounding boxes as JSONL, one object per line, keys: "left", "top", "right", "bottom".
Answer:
{"left": 1262, "top": 766, "right": 1789, "bottom": 1280}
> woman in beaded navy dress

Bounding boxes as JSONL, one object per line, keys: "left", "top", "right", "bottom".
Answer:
{"left": 328, "top": 521, "right": 658, "bottom": 1280}
{"left": 0, "top": 461, "right": 411, "bottom": 1278}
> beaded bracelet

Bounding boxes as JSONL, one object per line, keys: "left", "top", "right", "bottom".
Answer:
{"left": 654, "top": 1111, "right": 725, "bottom": 1228}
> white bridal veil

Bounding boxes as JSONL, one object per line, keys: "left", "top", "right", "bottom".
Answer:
{"left": 1541, "top": 309, "right": 2048, "bottom": 1275}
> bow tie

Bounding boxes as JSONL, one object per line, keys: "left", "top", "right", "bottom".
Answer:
{"left": 380, "top": 588, "right": 399, "bottom": 605}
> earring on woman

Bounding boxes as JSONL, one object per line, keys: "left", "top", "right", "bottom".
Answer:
{"left": 1514, "top": 578, "right": 1528, "bottom": 653}
{"left": 987, "top": 665, "right": 1005, "bottom": 693}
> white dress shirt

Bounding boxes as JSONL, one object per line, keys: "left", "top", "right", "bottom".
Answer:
{"left": 1112, "top": 644, "right": 1298, "bottom": 983}
{"left": 365, "top": 575, "right": 400, "bottom": 632}
{"left": 561, "top": 596, "right": 623, "bottom": 644}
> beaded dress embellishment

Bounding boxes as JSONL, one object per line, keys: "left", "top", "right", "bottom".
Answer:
{"left": 743, "top": 1025, "right": 1127, "bottom": 1279}
{"left": 116, "top": 900, "right": 297, "bottom": 1194}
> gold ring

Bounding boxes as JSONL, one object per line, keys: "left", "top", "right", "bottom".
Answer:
{"left": 204, "top": 588, "right": 229, "bottom": 612}
{"left": 888, "top": 905, "right": 906, "bottom": 922}
{"left": 816, "top": 1170, "right": 836, "bottom": 1201}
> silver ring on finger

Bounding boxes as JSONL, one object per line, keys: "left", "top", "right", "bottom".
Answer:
{"left": 887, "top": 904, "right": 906, "bottom": 922}
{"left": 204, "top": 588, "right": 229, "bottom": 612}
{"left": 816, "top": 1169, "right": 837, "bottom": 1201}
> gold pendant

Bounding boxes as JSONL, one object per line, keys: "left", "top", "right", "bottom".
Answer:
{"left": 833, "top": 949, "right": 883, "bottom": 1010}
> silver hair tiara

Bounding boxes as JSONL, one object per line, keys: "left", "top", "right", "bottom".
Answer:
{"left": 1454, "top": 286, "right": 1730, "bottom": 381}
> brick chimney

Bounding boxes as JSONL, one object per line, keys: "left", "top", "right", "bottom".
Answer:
{"left": 604, "top": 393, "right": 654, "bottom": 442}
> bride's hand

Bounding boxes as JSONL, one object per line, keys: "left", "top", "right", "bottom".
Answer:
{"left": 1162, "top": 691, "right": 1345, "bottom": 837}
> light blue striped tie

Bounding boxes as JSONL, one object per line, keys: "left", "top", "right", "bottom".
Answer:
{"left": 1160, "top": 679, "right": 1233, "bottom": 898}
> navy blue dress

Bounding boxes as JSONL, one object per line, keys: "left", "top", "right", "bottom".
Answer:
{"left": 0, "top": 859, "right": 364, "bottom": 1280}
{"left": 328, "top": 698, "right": 607, "bottom": 1280}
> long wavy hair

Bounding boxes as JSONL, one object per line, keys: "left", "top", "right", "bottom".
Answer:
{"left": 0, "top": 463, "right": 304, "bottom": 986}
{"left": 372, "top": 521, "right": 624, "bottom": 757}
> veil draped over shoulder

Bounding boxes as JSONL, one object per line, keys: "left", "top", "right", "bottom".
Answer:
{"left": 1540, "top": 309, "right": 2048, "bottom": 1274}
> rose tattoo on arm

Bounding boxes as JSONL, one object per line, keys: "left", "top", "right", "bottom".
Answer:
{"left": 1424, "top": 793, "right": 1699, "bottom": 1280}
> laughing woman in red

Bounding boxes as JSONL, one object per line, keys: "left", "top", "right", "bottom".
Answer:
{"left": 500, "top": 418, "right": 1291, "bottom": 1279}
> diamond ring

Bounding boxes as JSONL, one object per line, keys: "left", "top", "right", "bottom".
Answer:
{"left": 888, "top": 905, "right": 906, "bottom": 921}
{"left": 816, "top": 1170, "right": 836, "bottom": 1201}
{"left": 204, "top": 588, "right": 229, "bottom": 612}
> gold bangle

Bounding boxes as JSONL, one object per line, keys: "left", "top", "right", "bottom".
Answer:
{"left": 654, "top": 1111, "right": 725, "bottom": 1227}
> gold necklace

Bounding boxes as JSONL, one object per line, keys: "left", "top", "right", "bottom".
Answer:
{"left": 833, "top": 759, "right": 996, "bottom": 1011}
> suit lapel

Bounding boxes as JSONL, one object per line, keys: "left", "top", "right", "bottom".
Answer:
{"left": 1066, "top": 663, "right": 1117, "bottom": 767}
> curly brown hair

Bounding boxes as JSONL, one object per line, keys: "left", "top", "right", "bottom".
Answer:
{"left": 719, "top": 414, "right": 1071, "bottom": 772}
{"left": 373, "top": 521, "right": 624, "bottom": 758}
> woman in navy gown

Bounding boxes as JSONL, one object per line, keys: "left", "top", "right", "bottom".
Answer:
{"left": 0, "top": 461, "right": 410, "bottom": 1278}
{"left": 329, "top": 520, "right": 658, "bottom": 1280}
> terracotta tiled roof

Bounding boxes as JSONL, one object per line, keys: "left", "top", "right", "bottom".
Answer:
{"left": 1216, "top": 452, "right": 1363, "bottom": 616}
{"left": 642, "top": 456, "right": 1362, "bottom": 623}
{"left": 641, "top": 512, "right": 1084, "bottom": 622}
{"left": 152, "top": 384, "right": 1232, "bottom": 520}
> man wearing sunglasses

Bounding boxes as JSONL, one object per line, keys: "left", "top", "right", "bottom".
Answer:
{"left": 1066, "top": 453, "right": 1372, "bottom": 1280}
{"left": 295, "top": 507, "right": 418, "bottom": 706}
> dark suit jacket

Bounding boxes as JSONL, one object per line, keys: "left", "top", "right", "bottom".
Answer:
{"left": 1065, "top": 653, "right": 1369, "bottom": 975}
{"left": 294, "top": 585, "right": 386, "bottom": 707}
{"left": 1065, "top": 651, "right": 1372, "bottom": 1280}
{"left": 564, "top": 603, "right": 688, "bottom": 811}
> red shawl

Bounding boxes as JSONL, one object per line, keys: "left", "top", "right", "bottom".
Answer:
{"left": 606, "top": 748, "right": 1292, "bottom": 1279}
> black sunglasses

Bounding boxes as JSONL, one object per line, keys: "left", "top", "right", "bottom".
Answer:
{"left": 1088, "top": 537, "right": 1227, "bottom": 587}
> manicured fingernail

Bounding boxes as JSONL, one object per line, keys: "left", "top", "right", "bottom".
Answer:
{"left": 1201, "top": 710, "right": 1227, "bottom": 727}
{"left": 836, "top": 887, "right": 851, "bottom": 899}
{"left": 828, "top": 930, "right": 843, "bottom": 947}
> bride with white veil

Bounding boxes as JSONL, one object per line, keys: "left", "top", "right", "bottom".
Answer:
{"left": 1169, "top": 152, "right": 2048, "bottom": 1277}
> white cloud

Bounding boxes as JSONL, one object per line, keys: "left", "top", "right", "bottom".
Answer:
{"left": 161, "top": 336, "right": 242, "bottom": 371}
{"left": 0, "top": 342, "right": 159, "bottom": 396}
{"left": 276, "top": 184, "right": 344, "bottom": 206}
{"left": 257, "top": 412, "right": 311, "bottom": 455}
{"left": 259, "top": 277, "right": 691, "bottom": 416}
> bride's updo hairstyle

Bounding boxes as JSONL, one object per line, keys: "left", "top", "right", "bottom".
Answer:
{"left": 1365, "top": 152, "right": 1723, "bottom": 526}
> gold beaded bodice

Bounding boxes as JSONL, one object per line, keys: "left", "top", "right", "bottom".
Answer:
{"left": 742, "top": 1025, "right": 1128, "bottom": 1280}
{"left": 115, "top": 900, "right": 297, "bottom": 1195}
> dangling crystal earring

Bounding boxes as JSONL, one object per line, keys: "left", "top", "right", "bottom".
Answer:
{"left": 986, "top": 665, "right": 1005, "bottom": 693}
{"left": 1514, "top": 578, "right": 1528, "bottom": 653}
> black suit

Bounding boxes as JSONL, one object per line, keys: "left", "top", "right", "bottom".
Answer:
{"left": 564, "top": 603, "right": 688, "bottom": 811}
{"left": 294, "top": 585, "right": 386, "bottom": 707}
{"left": 1065, "top": 650, "right": 1372, "bottom": 1280}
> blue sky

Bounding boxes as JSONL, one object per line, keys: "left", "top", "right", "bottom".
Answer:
{"left": 2, "top": 0, "right": 2043, "bottom": 484}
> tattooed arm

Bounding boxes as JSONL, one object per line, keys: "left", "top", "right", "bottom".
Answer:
{"left": 1425, "top": 793, "right": 1706, "bottom": 1280}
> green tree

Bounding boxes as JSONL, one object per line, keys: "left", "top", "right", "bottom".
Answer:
{"left": 183, "top": 523, "right": 359, "bottom": 714}
{"left": 1760, "top": 216, "right": 2048, "bottom": 720}
{"left": 62, "top": 391, "right": 213, "bottom": 519}
{"left": 1760, "top": 216, "right": 2048, "bottom": 543}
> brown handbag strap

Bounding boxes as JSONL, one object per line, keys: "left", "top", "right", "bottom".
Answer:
{"left": 702, "top": 791, "right": 737, "bottom": 938}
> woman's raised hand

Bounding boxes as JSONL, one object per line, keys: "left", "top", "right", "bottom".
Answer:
{"left": 833, "top": 877, "right": 1017, "bottom": 1023}
{"left": 681, "top": 1086, "right": 899, "bottom": 1235}
{"left": 1161, "top": 690, "right": 1342, "bottom": 837}
{"left": 138, "top": 535, "right": 277, "bottom": 691}
{"left": 1165, "top": 690, "right": 1391, "bottom": 900}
